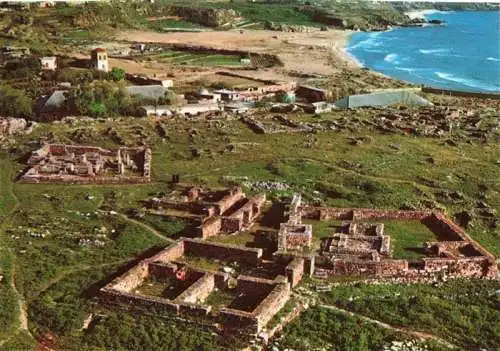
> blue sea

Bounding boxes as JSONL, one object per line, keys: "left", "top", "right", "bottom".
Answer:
{"left": 347, "top": 11, "right": 500, "bottom": 92}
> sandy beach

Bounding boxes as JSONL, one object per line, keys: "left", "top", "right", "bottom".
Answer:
{"left": 116, "top": 28, "right": 359, "bottom": 76}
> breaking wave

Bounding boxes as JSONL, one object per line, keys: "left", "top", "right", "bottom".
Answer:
{"left": 435, "top": 72, "right": 500, "bottom": 92}
{"left": 487, "top": 57, "right": 500, "bottom": 62}
{"left": 349, "top": 32, "right": 382, "bottom": 50}
{"left": 383, "top": 53, "right": 399, "bottom": 63}
{"left": 406, "top": 10, "right": 451, "bottom": 20}
{"left": 419, "top": 48, "right": 450, "bottom": 55}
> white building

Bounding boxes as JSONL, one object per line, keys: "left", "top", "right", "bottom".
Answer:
{"left": 40, "top": 56, "right": 57, "bottom": 71}
{"left": 91, "top": 48, "right": 109, "bottom": 73}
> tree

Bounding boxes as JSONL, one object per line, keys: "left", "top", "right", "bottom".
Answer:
{"left": 0, "top": 85, "right": 33, "bottom": 118}
{"left": 108, "top": 67, "right": 125, "bottom": 82}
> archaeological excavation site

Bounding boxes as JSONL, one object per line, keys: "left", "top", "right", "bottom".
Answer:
{"left": 94, "top": 184, "right": 497, "bottom": 342}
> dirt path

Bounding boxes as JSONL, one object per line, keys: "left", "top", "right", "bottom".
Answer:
{"left": 117, "top": 213, "right": 174, "bottom": 243}
{"left": 319, "top": 304, "right": 457, "bottom": 349}
{"left": 29, "top": 260, "right": 129, "bottom": 302}
{"left": 0, "top": 177, "right": 34, "bottom": 346}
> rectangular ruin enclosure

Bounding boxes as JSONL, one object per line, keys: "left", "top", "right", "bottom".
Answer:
{"left": 99, "top": 238, "right": 293, "bottom": 334}
{"left": 303, "top": 206, "right": 497, "bottom": 280}
{"left": 146, "top": 184, "right": 266, "bottom": 239}
{"left": 20, "top": 144, "right": 151, "bottom": 184}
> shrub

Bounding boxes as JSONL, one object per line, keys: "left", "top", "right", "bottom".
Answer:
{"left": 0, "top": 85, "right": 33, "bottom": 118}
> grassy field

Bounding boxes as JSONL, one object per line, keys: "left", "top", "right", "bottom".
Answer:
{"left": 0, "top": 104, "right": 497, "bottom": 348}
{"left": 148, "top": 50, "right": 244, "bottom": 66}
{"left": 319, "top": 279, "right": 500, "bottom": 350}
{"left": 276, "top": 306, "right": 433, "bottom": 351}
{"left": 382, "top": 220, "right": 438, "bottom": 259}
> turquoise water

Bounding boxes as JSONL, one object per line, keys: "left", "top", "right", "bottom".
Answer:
{"left": 347, "top": 11, "right": 500, "bottom": 92}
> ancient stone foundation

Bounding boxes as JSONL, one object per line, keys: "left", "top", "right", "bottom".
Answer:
{"left": 147, "top": 185, "right": 266, "bottom": 239}
{"left": 305, "top": 205, "right": 497, "bottom": 281}
{"left": 21, "top": 144, "right": 152, "bottom": 184}
{"left": 99, "top": 238, "right": 299, "bottom": 334}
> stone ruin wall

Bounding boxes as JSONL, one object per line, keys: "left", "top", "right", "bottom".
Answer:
{"left": 149, "top": 262, "right": 178, "bottom": 278}
{"left": 236, "top": 275, "right": 275, "bottom": 297}
{"left": 301, "top": 206, "right": 431, "bottom": 221}
{"left": 284, "top": 233, "right": 312, "bottom": 250}
{"left": 285, "top": 257, "right": 305, "bottom": 287}
{"left": 109, "top": 263, "right": 149, "bottom": 292}
{"left": 325, "top": 259, "right": 408, "bottom": 277}
{"left": 20, "top": 174, "right": 152, "bottom": 185}
{"left": 146, "top": 240, "right": 185, "bottom": 264}
{"left": 212, "top": 187, "right": 244, "bottom": 216}
{"left": 422, "top": 257, "right": 494, "bottom": 278}
{"left": 184, "top": 238, "right": 263, "bottom": 266}
{"left": 22, "top": 144, "right": 152, "bottom": 184}
{"left": 219, "top": 308, "right": 259, "bottom": 334}
{"left": 252, "top": 282, "right": 291, "bottom": 331}
{"left": 175, "top": 273, "right": 215, "bottom": 304}
{"left": 196, "top": 216, "right": 222, "bottom": 238}
{"left": 221, "top": 216, "right": 242, "bottom": 233}
{"left": 100, "top": 288, "right": 180, "bottom": 315}
{"left": 219, "top": 278, "right": 291, "bottom": 334}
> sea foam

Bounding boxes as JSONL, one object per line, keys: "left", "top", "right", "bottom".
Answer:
{"left": 435, "top": 72, "right": 500, "bottom": 92}
{"left": 383, "top": 53, "right": 399, "bottom": 63}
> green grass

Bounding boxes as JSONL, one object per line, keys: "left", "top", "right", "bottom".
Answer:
{"left": 279, "top": 306, "right": 410, "bottom": 351}
{"left": 140, "top": 214, "right": 187, "bottom": 238}
{"left": 203, "top": 288, "right": 235, "bottom": 311}
{"left": 0, "top": 156, "right": 18, "bottom": 218}
{"left": 382, "top": 220, "right": 438, "bottom": 259}
{"left": 201, "top": 3, "right": 318, "bottom": 27}
{"left": 320, "top": 279, "right": 500, "bottom": 350}
{"left": 151, "top": 50, "right": 243, "bottom": 66}
{"left": 141, "top": 18, "right": 206, "bottom": 31}
{"left": 0, "top": 104, "right": 497, "bottom": 347}
{"left": 207, "top": 232, "right": 254, "bottom": 246}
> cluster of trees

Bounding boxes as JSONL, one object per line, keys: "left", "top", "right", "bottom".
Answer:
{"left": 65, "top": 80, "right": 151, "bottom": 117}
{"left": 42, "top": 67, "right": 126, "bottom": 85}
{"left": 0, "top": 85, "right": 33, "bottom": 118}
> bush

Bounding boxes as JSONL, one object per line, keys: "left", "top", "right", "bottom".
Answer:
{"left": 0, "top": 85, "right": 33, "bottom": 118}
{"left": 107, "top": 67, "right": 125, "bottom": 82}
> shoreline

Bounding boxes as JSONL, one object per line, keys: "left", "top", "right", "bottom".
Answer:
{"left": 341, "top": 13, "right": 500, "bottom": 94}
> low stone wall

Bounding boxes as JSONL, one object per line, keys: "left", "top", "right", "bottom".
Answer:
{"left": 196, "top": 216, "right": 222, "bottom": 239}
{"left": 20, "top": 174, "right": 151, "bottom": 184}
{"left": 214, "top": 187, "right": 244, "bottom": 216}
{"left": 301, "top": 206, "right": 431, "bottom": 221}
{"left": 175, "top": 273, "right": 215, "bottom": 304}
{"left": 253, "top": 283, "right": 291, "bottom": 331}
{"left": 422, "top": 257, "right": 492, "bottom": 277}
{"left": 146, "top": 241, "right": 185, "bottom": 264}
{"left": 285, "top": 257, "right": 305, "bottom": 287}
{"left": 284, "top": 232, "right": 312, "bottom": 250}
{"left": 184, "top": 238, "right": 263, "bottom": 266}
{"left": 219, "top": 308, "right": 259, "bottom": 334}
{"left": 100, "top": 288, "right": 180, "bottom": 314}
{"left": 179, "top": 302, "right": 211, "bottom": 318}
{"left": 109, "top": 263, "right": 149, "bottom": 293}
{"left": 236, "top": 275, "right": 276, "bottom": 297}
{"left": 221, "top": 216, "right": 242, "bottom": 233}
{"left": 149, "top": 262, "right": 178, "bottom": 278}
{"left": 328, "top": 259, "right": 409, "bottom": 277}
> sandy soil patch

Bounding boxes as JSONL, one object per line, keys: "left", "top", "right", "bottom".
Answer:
{"left": 116, "top": 29, "right": 359, "bottom": 76}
